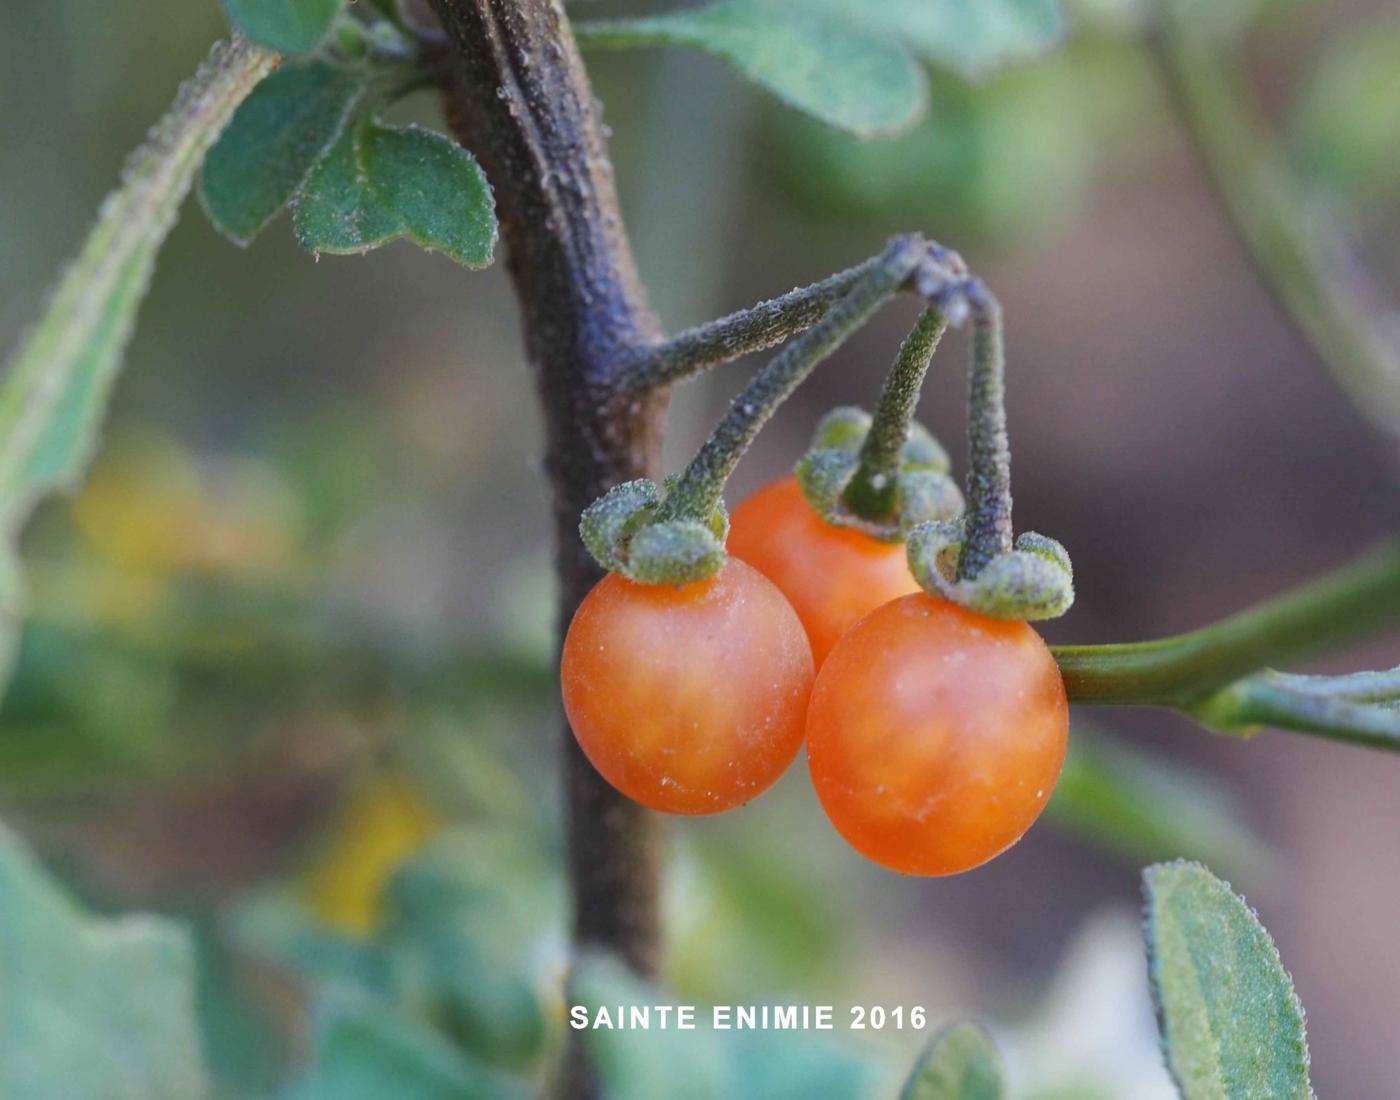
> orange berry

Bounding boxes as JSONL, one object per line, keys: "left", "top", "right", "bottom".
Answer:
{"left": 806, "top": 593, "right": 1067, "bottom": 875}
{"left": 562, "top": 559, "right": 813, "bottom": 815}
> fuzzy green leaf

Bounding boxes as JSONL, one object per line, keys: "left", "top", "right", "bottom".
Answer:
{"left": 576, "top": 1, "right": 928, "bottom": 138}
{"left": 201, "top": 61, "right": 366, "bottom": 245}
{"left": 385, "top": 845, "right": 549, "bottom": 1071}
{"left": 280, "top": 996, "right": 528, "bottom": 1100}
{"left": 293, "top": 120, "right": 497, "bottom": 267}
{"left": 901, "top": 1018, "right": 1002, "bottom": 1097}
{"left": 901, "top": 1022, "right": 1004, "bottom": 1100}
{"left": 1143, "top": 862, "right": 1313, "bottom": 1100}
{"left": 0, "top": 827, "right": 208, "bottom": 1099}
{"left": 0, "top": 38, "right": 275, "bottom": 705}
{"left": 224, "top": 0, "right": 345, "bottom": 55}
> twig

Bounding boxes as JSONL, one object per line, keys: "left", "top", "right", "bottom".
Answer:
{"left": 1055, "top": 539, "right": 1400, "bottom": 706}
{"left": 1190, "top": 670, "right": 1400, "bottom": 752}
{"left": 843, "top": 306, "right": 947, "bottom": 522}
{"left": 655, "top": 237, "right": 928, "bottom": 522}
{"left": 606, "top": 252, "right": 890, "bottom": 398}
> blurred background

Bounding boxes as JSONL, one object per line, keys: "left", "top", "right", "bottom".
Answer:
{"left": 2, "top": 0, "right": 1399, "bottom": 1096}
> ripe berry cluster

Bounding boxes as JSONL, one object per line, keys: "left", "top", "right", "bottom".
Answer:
{"left": 562, "top": 241, "right": 1073, "bottom": 877}
{"left": 561, "top": 470, "right": 1068, "bottom": 878}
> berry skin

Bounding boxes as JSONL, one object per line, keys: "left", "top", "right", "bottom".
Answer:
{"left": 806, "top": 593, "right": 1068, "bottom": 875}
{"left": 727, "top": 476, "right": 921, "bottom": 667}
{"left": 561, "top": 558, "right": 814, "bottom": 815}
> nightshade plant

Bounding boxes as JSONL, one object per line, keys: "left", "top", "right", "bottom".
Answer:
{"left": 1, "top": 0, "right": 1398, "bottom": 1097}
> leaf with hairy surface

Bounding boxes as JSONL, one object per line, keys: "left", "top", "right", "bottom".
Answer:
{"left": 575, "top": 1, "right": 928, "bottom": 138}
{"left": 201, "top": 61, "right": 367, "bottom": 244}
{"left": 900, "top": 1022, "right": 1005, "bottom": 1100}
{"left": 1143, "top": 862, "right": 1313, "bottom": 1100}
{"left": 224, "top": 0, "right": 345, "bottom": 54}
{"left": 0, "top": 38, "right": 275, "bottom": 706}
{"left": 0, "top": 828, "right": 208, "bottom": 1100}
{"left": 293, "top": 120, "right": 497, "bottom": 267}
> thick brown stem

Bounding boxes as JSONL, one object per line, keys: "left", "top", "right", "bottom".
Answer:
{"left": 427, "top": 0, "right": 665, "bottom": 985}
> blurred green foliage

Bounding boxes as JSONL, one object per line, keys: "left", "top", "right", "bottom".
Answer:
{"left": 758, "top": 42, "right": 1151, "bottom": 246}
{"left": 0, "top": 829, "right": 208, "bottom": 1100}
{"left": 901, "top": 1022, "right": 1005, "bottom": 1100}
{"left": 1291, "top": 20, "right": 1400, "bottom": 212}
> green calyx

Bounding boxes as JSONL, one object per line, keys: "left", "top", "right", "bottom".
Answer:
{"left": 906, "top": 520, "right": 1074, "bottom": 620}
{"left": 890, "top": 281, "right": 1075, "bottom": 622}
{"left": 795, "top": 407, "right": 963, "bottom": 542}
{"left": 579, "top": 477, "right": 730, "bottom": 586}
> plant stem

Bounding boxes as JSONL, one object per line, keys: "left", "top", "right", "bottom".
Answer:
{"left": 655, "top": 236, "right": 925, "bottom": 523}
{"left": 957, "top": 290, "right": 1013, "bottom": 580}
{"left": 1054, "top": 539, "right": 1400, "bottom": 705}
{"left": 1192, "top": 668, "right": 1400, "bottom": 755}
{"left": 607, "top": 253, "right": 891, "bottom": 398}
{"left": 428, "top": 0, "right": 665, "bottom": 999}
{"left": 1201, "top": 674, "right": 1400, "bottom": 752}
{"left": 843, "top": 307, "right": 946, "bottom": 522}
{"left": 1151, "top": 15, "right": 1400, "bottom": 437}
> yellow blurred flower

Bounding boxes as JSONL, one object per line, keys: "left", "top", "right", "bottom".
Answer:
{"left": 302, "top": 773, "right": 442, "bottom": 938}
{"left": 71, "top": 431, "right": 303, "bottom": 581}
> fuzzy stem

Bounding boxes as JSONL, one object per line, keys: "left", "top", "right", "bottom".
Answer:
{"left": 957, "top": 290, "right": 1013, "bottom": 579}
{"left": 1265, "top": 667, "right": 1400, "bottom": 701}
{"left": 843, "top": 307, "right": 946, "bottom": 522}
{"left": 1195, "top": 674, "right": 1400, "bottom": 752}
{"left": 1054, "top": 539, "right": 1400, "bottom": 705}
{"left": 607, "top": 253, "right": 890, "bottom": 399}
{"left": 655, "top": 236, "right": 925, "bottom": 523}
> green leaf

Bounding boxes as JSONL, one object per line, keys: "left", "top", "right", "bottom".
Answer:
{"left": 576, "top": 1, "right": 928, "bottom": 138}
{"left": 386, "top": 843, "right": 549, "bottom": 1071}
{"left": 791, "top": 0, "right": 1066, "bottom": 75}
{"left": 229, "top": 887, "right": 392, "bottom": 994}
{"left": 293, "top": 120, "right": 497, "bottom": 267}
{"left": 1142, "top": 861, "right": 1313, "bottom": 1100}
{"left": 191, "top": 922, "right": 282, "bottom": 1097}
{"left": 570, "top": 954, "right": 880, "bottom": 1100}
{"left": 280, "top": 995, "right": 529, "bottom": 1100}
{"left": 224, "top": 0, "right": 345, "bottom": 55}
{"left": 0, "top": 826, "right": 208, "bottom": 1099}
{"left": 901, "top": 1022, "right": 1005, "bottom": 1100}
{"left": 0, "top": 38, "right": 276, "bottom": 706}
{"left": 201, "top": 61, "right": 367, "bottom": 245}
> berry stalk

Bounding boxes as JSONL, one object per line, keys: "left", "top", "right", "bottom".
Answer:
{"left": 957, "top": 288, "right": 1014, "bottom": 580}
{"left": 842, "top": 306, "right": 948, "bottom": 523}
{"left": 656, "top": 235, "right": 926, "bottom": 524}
